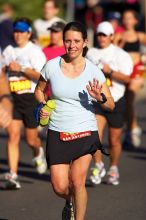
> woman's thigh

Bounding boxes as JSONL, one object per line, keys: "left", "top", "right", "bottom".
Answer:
{"left": 70, "top": 154, "right": 92, "bottom": 187}
{"left": 50, "top": 164, "right": 70, "bottom": 188}
{"left": 96, "top": 115, "right": 107, "bottom": 140}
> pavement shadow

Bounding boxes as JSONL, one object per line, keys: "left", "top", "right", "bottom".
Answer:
{"left": 0, "top": 159, "right": 50, "bottom": 183}
{"left": 0, "top": 159, "right": 33, "bottom": 169}
{"left": 18, "top": 170, "right": 50, "bottom": 182}
{"left": 122, "top": 145, "right": 146, "bottom": 154}
{"left": 127, "top": 155, "right": 146, "bottom": 161}
{"left": 0, "top": 132, "right": 8, "bottom": 139}
{"left": 0, "top": 218, "right": 9, "bottom": 220}
{"left": 138, "top": 116, "right": 146, "bottom": 122}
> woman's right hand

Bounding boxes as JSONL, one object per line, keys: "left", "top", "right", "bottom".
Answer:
{"left": 86, "top": 78, "right": 103, "bottom": 101}
{"left": 39, "top": 108, "right": 51, "bottom": 119}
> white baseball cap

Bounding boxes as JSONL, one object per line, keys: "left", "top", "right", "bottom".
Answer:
{"left": 96, "top": 21, "right": 114, "bottom": 36}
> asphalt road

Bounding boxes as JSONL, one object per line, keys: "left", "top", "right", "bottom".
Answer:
{"left": 0, "top": 97, "right": 146, "bottom": 220}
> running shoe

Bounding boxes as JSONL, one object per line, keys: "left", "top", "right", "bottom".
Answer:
{"left": 62, "top": 200, "right": 75, "bottom": 220}
{"left": 33, "top": 147, "right": 47, "bottom": 174}
{"left": 131, "top": 127, "right": 142, "bottom": 148}
{"left": 5, "top": 171, "right": 21, "bottom": 189}
{"left": 107, "top": 167, "right": 119, "bottom": 186}
{"left": 89, "top": 165, "right": 106, "bottom": 185}
{"left": 123, "top": 127, "right": 142, "bottom": 148}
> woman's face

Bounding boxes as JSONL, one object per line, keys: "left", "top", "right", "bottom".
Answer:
{"left": 63, "top": 30, "right": 87, "bottom": 60}
{"left": 122, "top": 11, "right": 138, "bottom": 30}
{"left": 43, "top": 1, "right": 58, "bottom": 20}
{"left": 14, "top": 31, "right": 31, "bottom": 47}
{"left": 96, "top": 33, "right": 112, "bottom": 49}
{"left": 50, "top": 31, "right": 63, "bottom": 45}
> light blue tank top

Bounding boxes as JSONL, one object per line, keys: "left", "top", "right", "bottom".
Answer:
{"left": 41, "top": 56, "right": 105, "bottom": 132}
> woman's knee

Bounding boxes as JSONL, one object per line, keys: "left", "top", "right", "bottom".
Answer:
{"left": 8, "top": 130, "right": 20, "bottom": 144}
{"left": 26, "top": 135, "right": 40, "bottom": 147}
{"left": 25, "top": 130, "right": 41, "bottom": 146}
{"left": 110, "top": 137, "right": 121, "bottom": 148}
{"left": 70, "top": 174, "right": 86, "bottom": 192}
{"left": 26, "top": 138, "right": 36, "bottom": 147}
{"left": 51, "top": 180, "right": 69, "bottom": 196}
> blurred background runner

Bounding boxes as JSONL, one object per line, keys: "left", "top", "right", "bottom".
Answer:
{"left": 0, "top": 71, "right": 13, "bottom": 129}
{"left": 0, "top": 3, "right": 16, "bottom": 52}
{"left": 43, "top": 21, "right": 66, "bottom": 60}
{"left": 33, "top": 0, "right": 65, "bottom": 48}
{"left": 0, "top": 58, "right": 13, "bottom": 185}
{"left": 114, "top": 9, "right": 146, "bottom": 148}
{"left": 1, "top": 17, "right": 47, "bottom": 189}
{"left": 87, "top": 21, "right": 133, "bottom": 186}
{"left": 42, "top": 21, "right": 66, "bottom": 98}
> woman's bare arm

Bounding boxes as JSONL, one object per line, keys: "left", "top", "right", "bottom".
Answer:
{"left": 35, "top": 75, "right": 47, "bottom": 104}
{"left": 138, "top": 32, "right": 146, "bottom": 45}
{"left": 100, "top": 82, "right": 115, "bottom": 110}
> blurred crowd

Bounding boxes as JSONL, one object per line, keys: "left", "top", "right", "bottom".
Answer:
{"left": 0, "top": 0, "right": 146, "bottom": 189}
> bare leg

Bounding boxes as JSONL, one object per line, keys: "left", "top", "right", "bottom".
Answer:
{"left": 70, "top": 154, "right": 92, "bottom": 220}
{"left": 6, "top": 120, "right": 22, "bottom": 174}
{"left": 125, "top": 89, "right": 137, "bottom": 130}
{"left": 126, "top": 76, "right": 144, "bottom": 131}
{"left": 25, "top": 128, "right": 42, "bottom": 156}
{"left": 50, "top": 155, "right": 92, "bottom": 220}
{"left": 108, "top": 127, "right": 122, "bottom": 166}
{"left": 93, "top": 115, "right": 107, "bottom": 163}
{"left": 124, "top": 88, "right": 142, "bottom": 147}
{"left": 50, "top": 164, "right": 71, "bottom": 200}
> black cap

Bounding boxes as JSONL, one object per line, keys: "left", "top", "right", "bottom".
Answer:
{"left": 47, "top": 21, "right": 66, "bottom": 32}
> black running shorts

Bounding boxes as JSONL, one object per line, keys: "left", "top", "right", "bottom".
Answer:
{"left": 12, "top": 93, "right": 38, "bottom": 128}
{"left": 46, "top": 130, "right": 101, "bottom": 167}
{"left": 95, "top": 97, "right": 126, "bottom": 128}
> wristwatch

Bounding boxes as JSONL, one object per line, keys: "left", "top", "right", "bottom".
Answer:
{"left": 108, "top": 69, "right": 113, "bottom": 78}
{"left": 98, "top": 93, "right": 107, "bottom": 104}
{"left": 92, "top": 93, "right": 107, "bottom": 104}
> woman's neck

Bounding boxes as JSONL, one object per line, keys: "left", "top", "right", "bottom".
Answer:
{"left": 61, "top": 54, "right": 86, "bottom": 78}
{"left": 63, "top": 54, "right": 85, "bottom": 66}
{"left": 125, "top": 28, "right": 136, "bottom": 33}
{"left": 18, "top": 41, "right": 29, "bottom": 48}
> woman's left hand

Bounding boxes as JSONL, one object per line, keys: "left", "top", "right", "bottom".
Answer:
{"left": 86, "top": 78, "right": 103, "bottom": 102}
{"left": 9, "top": 61, "right": 21, "bottom": 73}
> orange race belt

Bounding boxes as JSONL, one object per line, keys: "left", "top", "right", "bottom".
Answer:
{"left": 60, "top": 131, "right": 91, "bottom": 141}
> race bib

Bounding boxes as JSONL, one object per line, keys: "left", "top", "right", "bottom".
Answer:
{"left": 10, "top": 79, "right": 31, "bottom": 93}
{"left": 38, "top": 35, "right": 51, "bottom": 48}
{"left": 60, "top": 131, "right": 91, "bottom": 141}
